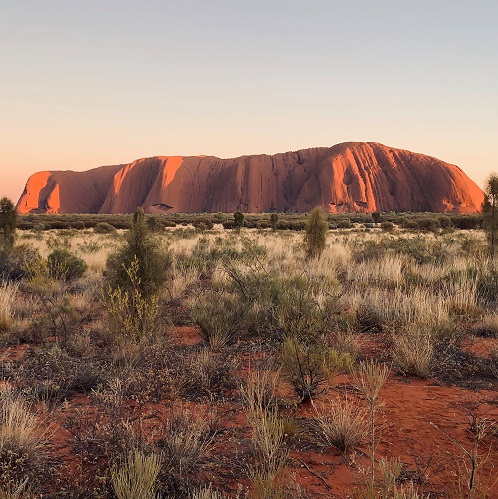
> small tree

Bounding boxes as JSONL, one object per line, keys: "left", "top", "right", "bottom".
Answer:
{"left": 304, "top": 207, "right": 328, "bottom": 259}
{"left": 106, "top": 207, "right": 171, "bottom": 297}
{"left": 372, "top": 212, "right": 381, "bottom": 224}
{"left": 482, "top": 174, "right": 498, "bottom": 256}
{"left": 0, "top": 197, "right": 17, "bottom": 250}
{"left": 234, "top": 211, "right": 244, "bottom": 230}
{"left": 270, "top": 213, "right": 279, "bottom": 232}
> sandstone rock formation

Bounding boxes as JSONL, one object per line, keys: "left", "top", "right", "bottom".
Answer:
{"left": 16, "top": 142, "right": 485, "bottom": 214}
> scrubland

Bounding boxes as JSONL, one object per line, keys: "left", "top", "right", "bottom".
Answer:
{"left": 1, "top": 221, "right": 498, "bottom": 498}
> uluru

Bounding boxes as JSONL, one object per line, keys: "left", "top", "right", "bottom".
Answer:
{"left": 16, "top": 142, "right": 485, "bottom": 214}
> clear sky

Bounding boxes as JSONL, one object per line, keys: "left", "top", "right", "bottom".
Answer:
{"left": 1, "top": 0, "right": 497, "bottom": 202}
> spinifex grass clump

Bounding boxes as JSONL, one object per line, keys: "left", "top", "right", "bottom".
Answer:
{"left": 111, "top": 450, "right": 162, "bottom": 499}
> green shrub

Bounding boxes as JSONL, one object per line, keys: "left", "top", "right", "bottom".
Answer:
{"left": 47, "top": 248, "right": 87, "bottom": 281}
{"left": 304, "top": 208, "right": 328, "bottom": 259}
{"left": 94, "top": 222, "right": 117, "bottom": 234}
{"left": 106, "top": 208, "right": 171, "bottom": 298}
{"left": 337, "top": 219, "right": 352, "bottom": 229}
{"left": 380, "top": 221, "right": 395, "bottom": 232}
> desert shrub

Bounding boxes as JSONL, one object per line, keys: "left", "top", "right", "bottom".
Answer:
{"left": 158, "top": 405, "right": 215, "bottom": 494}
{"left": 189, "top": 290, "right": 247, "bottom": 349}
{"left": 391, "top": 328, "right": 435, "bottom": 378}
{"left": 337, "top": 219, "right": 352, "bottom": 229}
{"left": 270, "top": 213, "right": 279, "bottom": 231}
{"left": 0, "top": 282, "right": 18, "bottom": 333}
{"left": 282, "top": 336, "right": 353, "bottom": 402}
{"left": 47, "top": 248, "right": 87, "bottom": 281}
{"left": 177, "top": 348, "right": 237, "bottom": 400}
{"left": 247, "top": 408, "right": 288, "bottom": 498}
{"left": 0, "top": 390, "right": 47, "bottom": 485}
{"left": 0, "top": 244, "right": 41, "bottom": 281}
{"left": 304, "top": 207, "right": 328, "bottom": 259}
{"left": 102, "top": 257, "right": 161, "bottom": 345}
{"left": 111, "top": 450, "right": 162, "bottom": 499}
{"left": 0, "top": 198, "right": 17, "bottom": 250}
{"left": 94, "top": 222, "right": 117, "bottom": 234}
{"left": 312, "top": 396, "right": 368, "bottom": 452}
{"left": 234, "top": 211, "right": 244, "bottom": 229}
{"left": 106, "top": 207, "right": 171, "bottom": 298}
{"left": 14, "top": 347, "right": 106, "bottom": 403}
{"left": 416, "top": 217, "right": 440, "bottom": 233}
{"left": 380, "top": 221, "right": 395, "bottom": 232}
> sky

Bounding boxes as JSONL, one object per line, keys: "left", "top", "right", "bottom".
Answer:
{"left": 1, "top": 0, "right": 498, "bottom": 202}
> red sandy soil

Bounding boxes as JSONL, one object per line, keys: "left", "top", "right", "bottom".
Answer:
{"left": 3, "top": 328, "right": 498, "bottom": 498}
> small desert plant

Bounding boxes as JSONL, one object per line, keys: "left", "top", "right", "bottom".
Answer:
{"left": 304, "top": 207, "right": 328, "bottom": 259}
{"left": 0, "top": 390, "right": 47, "bottom": 483}
{"left": 47, "top": 248, "right": 88, "bottom": 281}
{"left": 189, "top": 484, "right": 225, "bottom": 499}
{"left": 102, "top": 256, "right": 160, "bottom": 344}
{"left": 234, "top": 211, "right": 244, "bottom": 229}
{"left": 106, "top": 207, "right": 171, "bottom": 298}
{"left": 0, "top": 198, "right": 17, "bottom": 250}
{"left": 158, "top": 405, "right": 215, "bottom": 493}
{"left": 248, "top": 408, "right": 288, "bottom": 498}
{"left": 0, "top": 282, "right": 18, "bottom": 332}
{"left": 311, "top": 396, "right": 368, "bottom": 452}
{"left": 240, "top": 368, "right": 280, "bottom": 414}
{"left": 178, "top": 348, "right": 237, "bottom": 400}
{"left": 94, "top": 221, "right": 117, "bottom": 234}
{"left": 351, "top": 360, "right": 389, "bottom": 486}
{"left": 392, "top": 328, "right": 435, "bottom": 378}
{"left": 270, "top": 213, "right": 279, "bottom": 231}
{"left": 190, "top": 290, "right": 247, "bottom": 349}
{"left": 111, "top": 449, "right": 162, "bottom": 499}
{"left": 0, "top": 479, "right": 30, "bottom": 499}
{"left": 282, "top": 336, "right": 353, "bottom": 402}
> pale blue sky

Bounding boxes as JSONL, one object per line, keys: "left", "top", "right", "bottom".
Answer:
{"left": 1, "top": 0, "right": 497, "bottom": 201}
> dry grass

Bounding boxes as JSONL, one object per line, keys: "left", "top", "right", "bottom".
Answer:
{"left": 0, "top": 282, "right": 18, "bottom": 332}
{"left": 111, "top": 449, "right": 162, "bottom": 499}
{"left": 311, "top": 396, "right": 369, "bottom": 452}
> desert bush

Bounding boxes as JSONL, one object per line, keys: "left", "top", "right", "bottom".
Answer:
{"left": 94, "top": 222, "right": 117, "bottom": 234}
{"left": 14, "top": 346, "right": 106, "bottom": 403}
{"left": 282, "top": 336, "right": 353, "bottom": 402}
{"left": 380, "top": 221, "right": 395, "bottom": 232}
{"left": 106, "top": 207, "right": 171, "bottom": 298}
{"left": 304, "top": 207, "right": 328, "bottom": 259}
{"left": 0, "top": 282, "right": 18, "bottom": 333}
{"left": 312, "top": 396, "right": 368, "bottom": 452}
{"left": 0, "top": 244, "right": 41, "bottom": 281}
{"left": 111, "top": 449, "right": 162, "bottom": 499}
{"left": 337, "top": 218, "right": 352, "bottom": 229}
{"left": 178, "top": 348, "right": 237, "bottom": 400}
{"left": 240, "top": 368, "right": 279, "bottom": 414}
{"left": 102, "top": 256, "right": 162, "bottom": 345}
{"left": 391, "top": 328, "right": 435, "bottom": 378}
{"left": 190, "top": 290, "right": 247, "bottom": 349}
{"left": 0, "top": 479, "right": 31, "bottom": 499}
{"left": 0, "top": 390, "right": 47, "bottom": 484}
{"left": 158, "top": 405, "right": 215, "bottom": 493}
{"left": 247, "top": 408, "right": 288, "bottom": 498}
{"left": 0, "top": 198, "right": 17, "bottom": 250}
{"left": 47, "top": 248, "right": 87, "bottom": 281}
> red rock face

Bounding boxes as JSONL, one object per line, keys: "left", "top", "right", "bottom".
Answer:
{"left": 16, "top": 142, "right": 485, "bottom": 214}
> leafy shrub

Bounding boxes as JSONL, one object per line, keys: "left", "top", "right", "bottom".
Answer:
{"left": 47, "top": 248, "right": 87, "bottom": 281}
{"left": 0, "top": 244, "right": 41, "bottom": 281}
{"left": 106, "top": 208, "right": 171, "bottom": 298}
{"left": 282, "top": 337, "right": 353, "bottom": 402}
{"left": 94, "top": 222, "right": 117, "bottom": 234}
{"left": 190, "top": 291, "right": 248, "bottom": 349}
{"left": 304, "top": 208, "right": 328, "bottom": 259}
{"left": 380, "top": 221, "right": 395, "bottom": 232}
{"left": 337, "top": 219, "right": 352, "bottom": 229}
